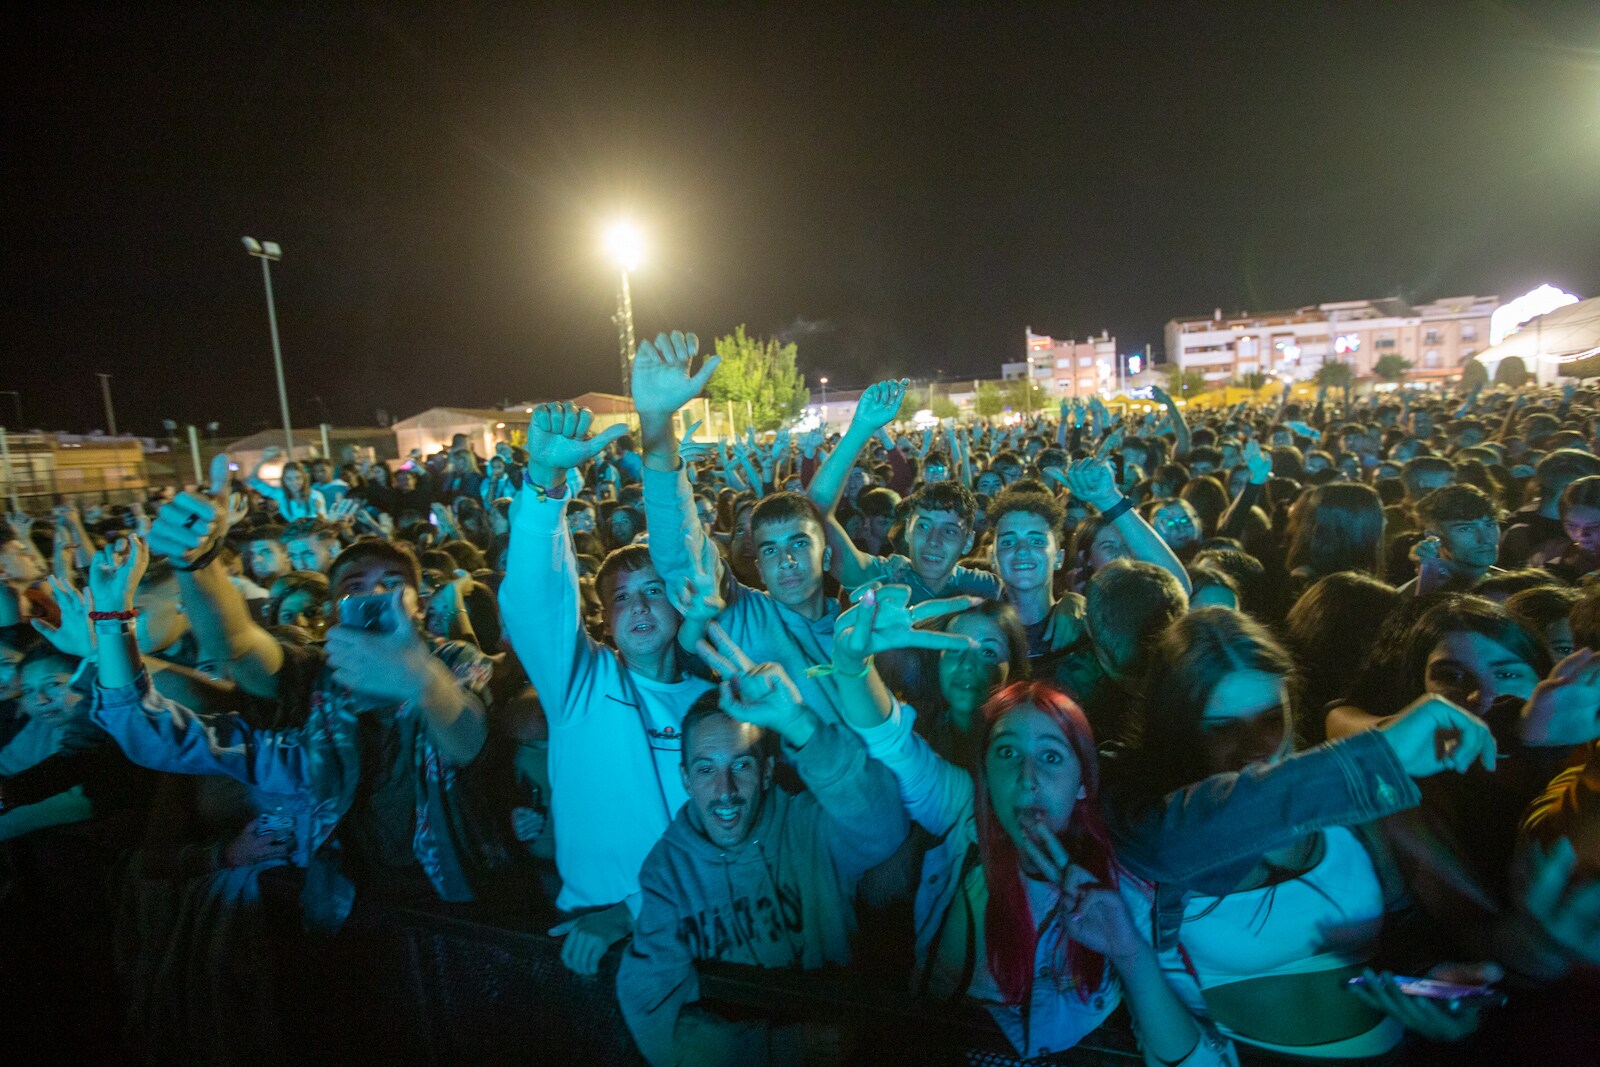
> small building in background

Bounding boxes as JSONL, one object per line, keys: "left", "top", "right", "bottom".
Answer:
{"left": 223, "top": 427, "right": 398, "bottom": 485}
{"left": 0, "top": 432, "right": 148, "bottom": 510}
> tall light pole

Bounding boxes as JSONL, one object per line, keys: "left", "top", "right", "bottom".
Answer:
{"left": 96, "top": 374, "right": 117, "bottom": 435}
{"left": 242, "top": 237, "right": 295, "bottom": 455}
{"left": 604, "top": 221, "right": 642, "bottom": 397}
{"left": 819, "top": 376, "right": 828, "bottom": 429}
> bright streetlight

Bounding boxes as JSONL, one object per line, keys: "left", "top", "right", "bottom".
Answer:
{"left": 242, "top": 237, "right": 295, "bottom": 455}
{"left": 605, "top": 221, "right": 642, "bottom": 395}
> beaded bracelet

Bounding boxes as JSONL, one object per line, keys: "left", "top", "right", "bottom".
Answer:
{"left": 88, "top": 609, "right": 140, "bottom": 621}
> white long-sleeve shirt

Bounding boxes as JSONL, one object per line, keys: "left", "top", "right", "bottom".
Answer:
{"left": 499, "top": 488, "right": 710, "bottom": 913}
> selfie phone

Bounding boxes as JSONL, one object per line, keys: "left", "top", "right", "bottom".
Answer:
{"left": 340, "top": 594, "right": 394, "bottom": 633}
{"left": 1346, "top": 975, "right": 1505, "bottom": 1009}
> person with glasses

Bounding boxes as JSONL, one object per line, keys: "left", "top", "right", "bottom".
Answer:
{"left": 1402, "top": 484, "right": 1506, "bottom": 595}
{"left": 1142, "top": 498, "right": 1203, "bottom": 559}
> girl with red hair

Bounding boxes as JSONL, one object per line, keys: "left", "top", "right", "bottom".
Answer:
{"left": 830, "top": 584, "right": 1233, "bottom": 1065}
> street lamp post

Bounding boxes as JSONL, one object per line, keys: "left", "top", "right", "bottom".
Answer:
{"left": 242, "top": 237, "right": 295, "bottom": 456}
{"left": 819, "top": 376, "right": 828, "bottom": 430}
{"left": 604, "top": 222, "right": 642, "bottom": 397}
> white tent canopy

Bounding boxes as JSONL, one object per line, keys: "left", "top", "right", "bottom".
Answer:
{"left": 1471, "top": 295, "right": 1600, "bottom": 384}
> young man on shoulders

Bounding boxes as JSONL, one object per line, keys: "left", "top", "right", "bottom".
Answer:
{"left": 808, "top": 378, "right": 1000, "bottom": 604}
{"left": 499, "top": 401, "right": 715, "bottom": 974}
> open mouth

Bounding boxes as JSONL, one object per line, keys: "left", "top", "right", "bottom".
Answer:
{"left": 630, "top": 621, "right": 656, "bottom": 634}
{"left": 1015, "top": 805, "right": 1047, "bottom": 834}
{"left": 711, "top": 803, "right": 743, "bottom": 828}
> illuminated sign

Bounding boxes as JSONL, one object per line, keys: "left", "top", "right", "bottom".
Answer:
{"left": 1274, "top": 341, "right": 1302, "bottom": 361}
{"left": 1334, "top": 334, "right": 1361, "bottom": 354}
{"left": 1491, "top": 284, "right": 1581, "bottom": 345}
{"left": 1126, "top": 354, "right": 1143, "bottom": 375}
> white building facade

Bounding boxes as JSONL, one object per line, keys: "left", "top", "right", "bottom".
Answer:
{"left": 1165, "top": 295, "right": 1499, "bottom": 386}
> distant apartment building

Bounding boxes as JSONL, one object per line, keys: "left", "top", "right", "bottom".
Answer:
{"left": 1004, "top": 329, "right": 1118, "bottom": 396}
{"left": 1165, "top": 295, "right": 1498, "bottom": 385}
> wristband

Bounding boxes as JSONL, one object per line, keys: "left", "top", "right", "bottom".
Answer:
{"left": 531, "top": 479, "right": 569, "bottom": 503}
{"left": 1099, "top": 497, "right": 1134, "bottom": 522}
{"left": 172, "top": 540, "right": 225, "bottom": 573}
{"left": 88, "top": 609, "right": 139, "bottom": 621}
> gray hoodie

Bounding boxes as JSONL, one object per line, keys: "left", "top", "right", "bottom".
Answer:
{"left": 617, "top": 721, "right": 909, "bottom": 1067}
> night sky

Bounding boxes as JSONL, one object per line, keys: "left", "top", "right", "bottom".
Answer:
{"left": 3, "top": 3, "right": 1598, "bottom": 438}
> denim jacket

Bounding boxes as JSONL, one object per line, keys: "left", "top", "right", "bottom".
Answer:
{"left": 1103, "top": 730, "right": 1421, "bottom": 951}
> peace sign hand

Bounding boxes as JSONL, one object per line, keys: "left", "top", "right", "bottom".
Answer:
{"left": 832, "top": 584, "right": 980, "bottom": 674}
{"left": 697, "top": 622, "right": 813, "bottom": 745}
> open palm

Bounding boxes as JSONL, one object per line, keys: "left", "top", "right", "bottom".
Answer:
{"left": 631, "top": 330, "right": 721, "bottom": 417}
{"left": 526, "top": 402, "right": 628, "bottom": 474}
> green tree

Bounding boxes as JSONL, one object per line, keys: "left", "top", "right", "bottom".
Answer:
{"left": 1460, "top": 357, "right": 1489, "bottom": 390}
{"left": 1373, "top": 354, "right": 1413, "bottom": 383}
{"left": 1494, "top": 355, "right": 1529, "bottom": 387}
{"left": 705, "top": 325, "right": 808, "bottom": 431}
{"left": 974, "top": 382, "right": 1005, "bottom": 417}
{"left": 1002, "top": 378, "right": 1050, "bottom": 413}
{"left": 1236, "top": 370, "right": 1271, "bottom": 393}
{"left": 1164, "top": 365, "right": 1209, "bottom": 398}
{"left": 1315, "top": 360, "right": 1354, "bottom": 390}
{"left": 929, "top": 394, "right": 959, "bottom": 420}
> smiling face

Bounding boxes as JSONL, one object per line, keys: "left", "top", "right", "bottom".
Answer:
{"left": 939, "top": 612, "right": 1011, "bottom": 713}
{"left": 906, "top": 507, "right": 973, "bottom": 585}
{"left": 281, "top": 466, "right": 305, "bottom": 494}
{"left": 1199, "top": 668, "right": 1290, "bottom": 775}
{"left": 753, "top": 516, "right": 828, "bottom": 608}
{"left": 992, "top": 510, "right": 1061, "bottom": 593}
{"left": 681, "top": 712, "right": 773, "bottom": 850}
{"left": 601, "top": 564, "right": 681, "bottom": 661}
{"left": 1424, "top": 631, "right": 1540, "bottom": 716}
{"left": 985, "top": 704, "right": 1084, "bottom": 849}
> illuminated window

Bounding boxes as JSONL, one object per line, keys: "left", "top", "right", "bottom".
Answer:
{"left": 1462, "top": 324, "right": 1477, "bottom": 341}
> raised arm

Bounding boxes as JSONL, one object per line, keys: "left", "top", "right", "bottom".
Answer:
{"left": 148, "top": 458, "right": 284, "bottom": 699}
{"left": 631, "top": 331, "right": 725, "bottom": 589}
{"left": 1150, "top": 385, "right": 1192, "bottom": 459}
{"left": 806, "top": 378, "right": 908, "bottom": 587}
{"left": 1065, "top": 457, "right": 1193, "bottom": 595}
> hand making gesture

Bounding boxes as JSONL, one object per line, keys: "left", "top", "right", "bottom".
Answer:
{"left": 631, "top": 330, "right": 721, "bottom": 420}
{"left": 523, "top": 401, "right": 629, "bottom": 489}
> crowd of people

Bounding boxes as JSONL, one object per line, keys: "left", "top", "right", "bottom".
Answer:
{"left": 3, "top": 329, "right": 1599, "bottom": 1065}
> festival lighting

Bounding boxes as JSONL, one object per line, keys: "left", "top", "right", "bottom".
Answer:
{"left": 1491, "top": 284, "right": 1581, "bottom": 345}
{"left": 604, "top": 221, "right": 643, "bottom": 273}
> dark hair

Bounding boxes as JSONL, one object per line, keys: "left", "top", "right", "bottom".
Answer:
{"left": 1361, "top": 594, "right": 1551, "bottom": 717}
{"left": 1284, "top": 572, "right": 1400, "bottom": 740}
{"left": 987, "top": 490, "right": 1063, "bottom": 542}
{"left": 1474, "top": 568, "right": 1563, "bottom": 602}
{"left": 594, "top": 544, "right": 657, "bottom": 604}
{"left": 1134, "top": 607, "right": 1298, "bottom": 794}
{"left": 440, "top": 539, "right": 487, "bottom": 573}
{"left": 750, "top": 492, "right": 826, "bottom": 536}
{"left": 1084, "top": 560, "right": 1188, "bottom": 685}
{"left": 247, "top": 523, "right": 287, "bottom": 545}
{"left": 1191, "top": 546, "right": 1268, "bottom": 617}
{"left": 1505, "top": 585, "right": 1580, "bottom": 637}
{"left": 328, "top": 539, "right": 422, "bottom": 592}
{"left": 266, "top": 570, "right": 330, "bottom": 625}
{"left": 1180, "top": 476, "right": 1229, "bottom": 538}
{"left": 1537, "top": 449, "right": 1600, "bottom": 496}
{"left": 282, "top": 518, "right": 338, "bottom": 543}
{"left": 1400, "top": 456, "right": 1454, "bottom": 497}
{"left": 857, "top": 487, "right": 901, "bottom": 520}
{"left": 1414, "top": 483, "right": 1497, "bottom": 530}
{"left": 1286, "top": 483, "right": 1385, "bottom": 579}
{"left": 1560, "top": 475, "right": 1600, "bottom": 517}
{"left": 678, "top": 689, "right": 775, "bottom": 763}
{"left": 904, "top": 480, "right": 977, "bottom": 528}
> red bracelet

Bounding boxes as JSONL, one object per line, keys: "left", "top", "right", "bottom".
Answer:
{"left": 88, "top": 609, "right": 139, "bottom": 621}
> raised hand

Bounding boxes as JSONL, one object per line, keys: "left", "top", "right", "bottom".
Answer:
{"left": 850, "top": 379, "right": 909, "bottom": 435}
{"left": 1519, "top": 836, "right": 1600, "bottom": 967}
{"left": 1243, "top": 439, "right": 1273, "bottom": 485}
{"left": 1151, "top": 385, "right": 1173, "bottom": 407}
{"left": 328, "top": 497, "right": 362, "bottom": 526}
{"left": 631, "top": 331, "right": 720, "bottom": 418}
{"left": 697, "top": 622, "right": 812, "bottom": 743}
{"left": 1377, "top": 694, "right": 1497, "bottom": 777}
{"left": 31, "top": 576, "right": 96, "bottom": 657}
{"left": 1520, "top": 648, "right": 1600, "bottom": 746}
{"left": 832, "top": 584, "right": 980, "bottom": 673}
{"left": 525, "top": 401, "right": 629, "bottom": 482}
{"left": 87, "top": 535, "right": 149, "bottom": 616}
{"left": 678, "top": 419, "right": 714, "bottom": 464}
{"left": 1065, "top": 457, "right": 1121, "bottom": 511}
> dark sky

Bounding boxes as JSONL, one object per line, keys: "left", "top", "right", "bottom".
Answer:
{"left": 4, "top": 3, "right": 1599, "bottom": 437}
